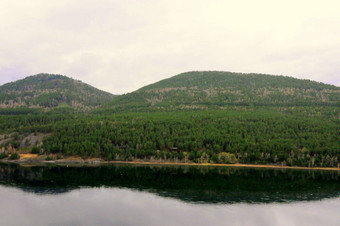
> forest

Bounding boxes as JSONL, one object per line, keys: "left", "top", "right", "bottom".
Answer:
{"left": 0, "top": 72, "right": 339, "bottom": 168}
{"left": 1, "top": 107, "right": 338, "bottom": 167}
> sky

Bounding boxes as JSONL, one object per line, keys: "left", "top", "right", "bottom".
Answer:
{"left": 0, "top": 0, "right": 339, "bottom": 94}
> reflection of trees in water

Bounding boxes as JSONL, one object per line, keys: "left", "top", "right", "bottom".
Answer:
{"left": 0, "top": 163, "right": 339, "bottom": 204}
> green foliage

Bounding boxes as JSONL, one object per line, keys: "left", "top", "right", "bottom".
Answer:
{"left": 45, "top": 155, "right": 54, "bottom": 161}
{"left": 9, "top": 153, "right": 20, "bottom": 160}
{"left": 0, "top": 153, "right": 8, "bottom": 159}
{"left": 31, "top": 146, "right": 41, "bottom": 154}
{"left": 1, "top": 71, "right": 339, "bottom": 168}
{"left": 0, "top": 107, "right": 75, "bottom": 134}
{"left": 41, "top": 109, "right": 339, "bottom": 167}
{"left": 104, "top": 71, "right": 340, "bottom": 112}
{"left": 0, "top": 73, "right": 115, "bottom": 109}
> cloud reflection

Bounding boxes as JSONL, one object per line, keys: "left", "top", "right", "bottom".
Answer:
{"left": 0, "top": 186, "right": 339, "bottom": 226}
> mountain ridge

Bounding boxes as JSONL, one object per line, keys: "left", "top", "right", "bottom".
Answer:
{"left": 139, "top": 71, "right": 339, "bottom": 91}
{"left": 107, "top": 71, "right": 340, "bottom": 111}
{"left": 1, "top": 71, "right": 339, "bottom": 111}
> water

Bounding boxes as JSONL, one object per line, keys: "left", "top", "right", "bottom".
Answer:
{"left": 0, "top": 163, "right": 339, "bottom": 226}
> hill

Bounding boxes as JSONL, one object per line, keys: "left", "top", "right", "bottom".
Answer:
{"left": 0, "top": 73, "right": 115, "bottom": 109}
{"left": 0, "top": 71, "right": 339, "bottom": 168}
{"left": 109, "top": 71, "right": 340, "bottom": 110}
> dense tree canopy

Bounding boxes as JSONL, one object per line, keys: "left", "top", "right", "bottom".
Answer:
{"left": 0, "top": 73, "right": 115, "bottom": 109}
{"left": 0, "top": 71, "right": 339, "bottom": 168}
{"left": 104, "top": 71, "right": 340, "bottom": 112}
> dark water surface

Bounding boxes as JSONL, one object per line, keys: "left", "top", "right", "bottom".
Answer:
{"left": 0, "top": 163, "right": 339, "bottom": 226}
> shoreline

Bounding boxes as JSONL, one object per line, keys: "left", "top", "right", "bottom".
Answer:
{"left": 105, "top": 161, "right": 340, "bottom": 171}
{"left": 1, "top": 156, "right": 339, "bottom": 171}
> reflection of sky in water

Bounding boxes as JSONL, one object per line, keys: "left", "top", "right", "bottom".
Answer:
{"left": 0, "top": 186, "right": 339, "bottom": 226}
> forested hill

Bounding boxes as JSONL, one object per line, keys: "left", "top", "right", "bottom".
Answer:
{"left": 108, "top": 71, "right": 340, "bottom": 111}
{"left": 0, "top": 74, "right": 115, "bottom": 109}
{"left": 0, "top": 71, "right": 339, "bottom": 168}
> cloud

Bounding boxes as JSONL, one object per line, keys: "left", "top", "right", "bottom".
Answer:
{"left": 0, "top": 0, "right": 339, "bottom": 94}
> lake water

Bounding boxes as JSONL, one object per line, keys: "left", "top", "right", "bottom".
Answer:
{"left": 0, "top": 163, "right": 339, "bottom": 226}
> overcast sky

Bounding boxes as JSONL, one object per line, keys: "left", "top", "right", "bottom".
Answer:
{"left": 0, "top": 0, "right": 339, "bottom": 94}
